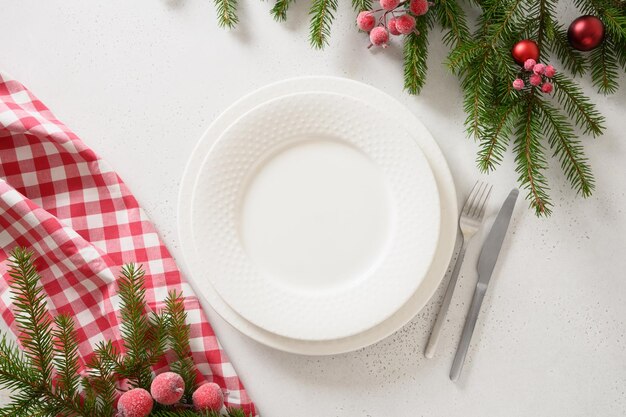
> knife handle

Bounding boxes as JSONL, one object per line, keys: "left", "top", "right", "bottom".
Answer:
{"left": 450, "top": 283, "right": 487, "bottom": 381}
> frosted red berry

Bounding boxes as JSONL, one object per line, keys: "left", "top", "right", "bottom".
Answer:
{"left": 369, "top": 26, "right": 389, "bottom": 47}
{"left": 529, "top": 74, "right": 542, "bottom": 86}
{"left": 380, "top": 0, "right": 400, "bottom": 10}
{"left": 523, "top": 59, "right": 536, "bottom": 71}
{"left": 356, "top": 11, "right": 376, "bottom": 32}
{"left": 512, "top": 78, "right": 525, "bottom": 90}
{"left": 544, "top": 65, "right": 556, "bottom": 78}
{"left": 117, "top": 388, "right": 153, "bottom": 417}
{"left": 409, "top": 0, "right": 429, "bottom": 16}
{"left": 192, "top": 382, "right": 224, "bottom": 412}
{"left": 541, "top": 82, "right": 553, "bottom": 93}
{"left": 533, "top": 63, "right": 545, "bottom": 75}
{"left": 150, "top": 372, "right": 185, "bottom": 405}
{"left": 388, "top": 18, "right": 401, "bottom": 36}
{"left": 395, "top": 14, "right": 416, "bottom": 34}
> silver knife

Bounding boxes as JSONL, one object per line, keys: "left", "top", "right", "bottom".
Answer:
{"left": 449, "top": 188, "right": 519, "bottom": 381}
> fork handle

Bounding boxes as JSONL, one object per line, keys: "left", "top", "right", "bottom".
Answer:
{"left": 424, "top": 239, "right": 468, "bottom": 359}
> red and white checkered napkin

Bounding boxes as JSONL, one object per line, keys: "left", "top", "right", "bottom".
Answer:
{"left": 0, "top": 72, "right": 255, "bottom": 415}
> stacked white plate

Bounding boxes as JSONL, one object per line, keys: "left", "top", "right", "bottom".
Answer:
{"left": 178, "top": 77, "right": 457, "bottom": 355}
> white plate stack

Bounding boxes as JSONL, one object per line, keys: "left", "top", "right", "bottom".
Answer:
{"left": 178, "top": 77, "right": 457, "bottom": 355}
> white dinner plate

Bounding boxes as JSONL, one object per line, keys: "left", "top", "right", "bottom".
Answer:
{"left": 190, "top": 91, "right": 440, "bottom": 340}
{"left": 178, "top": 77, "right": 457, "bottom": 355}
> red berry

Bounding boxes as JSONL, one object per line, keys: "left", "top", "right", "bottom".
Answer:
{"left": 193, "top": 382, "right": 224, "bottom": 412}
{"left": 529, "top": 74, "right": 542, "bottom": 86}
{"left": 356, "top": 11, "right": 376, "bottom": 32}
{"left": 369, "top": 26, "right": 389, "bottom": 47}
{"left": 409, "top": 0, "right": 429, "bottom": 16}
{"left": 544, "top": 65, "right": 556, "bottom": 78}
{"left": 395, "top": 14, "right": 416, "bottom": 34}
{"left": 118, "top": 389, "right": 153, "bottom": 417}
{"left": 388, "top": 18, "right": 401, "bottom": 36}
{"left": 380, "top": 0, "right": 400, "bottom": 10}
{"left": 512, "top": 78, "right": 525, "bottom": 90}
{"left": 541, "top": 82, "right": 554, "bottom": 93}
{"left": 150, "top": 372, "right": 185, "bottom": 405}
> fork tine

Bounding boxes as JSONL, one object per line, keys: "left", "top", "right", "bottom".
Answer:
{"left": 469, "top": 182, "right": 488, "bottom": 217}
{"left": 463, "top": 181, "right": 482, "bottom": 215}
{"left": 476, "top": 184, "right": 493, "bottom": 220}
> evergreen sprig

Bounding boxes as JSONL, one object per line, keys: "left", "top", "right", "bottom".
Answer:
{"left": 309, "top": 0, "right": 339, "bottom": 49}
{"left": 0, "top": 249, "right": 247, "bottom": 417}
{"left": 165, "top": 290, "right": 197, "bottom": 402}
{"left": 214, "top": 0, "right": 239, "bottom": 28}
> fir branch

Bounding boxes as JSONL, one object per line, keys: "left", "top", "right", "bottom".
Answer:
{"left": 271, "top": 0, "right": 296, "bottom": 21}
{"left": 7, "top": 248, "right": 55, "bottom": 385}
{"left": 403, "top": 17, "right": 431, "bottom": 95}
{"left": 52, "top": 314, "right": 81, "bottom": 398}
{"left": 433, "top": 0, "right": 470, "bottom": 46}
{"left": 165, "top": 291, "right": 196, "bottom": 402}
{"left": 535, "top": 98, "right": 595, "bottom": 197}
{"left": 214, "top": 0, "right": 239, "bottom": 29}
{"left": 309, "top": 0, "right": 338, "bottom": 49}
{"left": 589, "top": 38, "right": 620, "bottom": 94}
{"left": 514, "top": 93, "right": 552, "bottom": 215}
{"left": 87, "top": 341, "right": 119, "bottom": 417}
{"left": 551, "top": 73, "right": 605, "bottom": 136}
{"left": 0, "top": 334, "right": 37, "bottom": 393}
{"left": 351, "top": 0, "right": 372, "bottom": 12}
{"left": 118, "top": 263, "right": 154, "bottom": 389}
{"left": 477, "top": 102, "right": 518, "bottom": 171}
{"left": 447, "top": 40, "right": 484, "bottom": 74}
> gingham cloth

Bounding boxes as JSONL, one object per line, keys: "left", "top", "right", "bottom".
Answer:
{"left": 0, "top": 72, "right": 255, "bottom": 415}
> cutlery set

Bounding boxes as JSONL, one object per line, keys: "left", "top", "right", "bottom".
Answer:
{"left": 425, "top": 182, "right": 519, "bottom": 381}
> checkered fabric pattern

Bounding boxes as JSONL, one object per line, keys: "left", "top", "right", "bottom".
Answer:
{"left": 0, "top": 72, "right": 255, "bottom": 415}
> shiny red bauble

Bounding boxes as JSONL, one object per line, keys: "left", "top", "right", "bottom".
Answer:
{"left": 567, "top": 15, "right": 605, "bottom": 51}
{"left": 511, "top": 39, "right": 540, "bottom": 66}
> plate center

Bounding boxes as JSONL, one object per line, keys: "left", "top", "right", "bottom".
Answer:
{"left": 239, "top": 139, "right": 393, "bottom": 293}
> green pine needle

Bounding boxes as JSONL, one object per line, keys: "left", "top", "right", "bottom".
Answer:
{"left": 514, "top": 94, "right": 552, "bottom": 216}
{"left": 589, "top": 38, "right": 620, "bottom": 94}
{"left": 551, "top": 73, "right": 605, "bottom": 136}
{"left": 309, "top": 0, "right": 338, "bottom": 49}
{"left": 271, "top": 0, "right": 296, "bottom": 21}
{"left": 214, "top": 0, "right": 239, "bottom": 28}
{"left": 433, "top": 0, "right": 470, "bottom": 46}
{"left": 165, "top": 290, "right": 197, "bottom": 402}
{"left": 351, "top": 0, "right": 372, "bottom": 12}
{"left": 535, "top": 98, "right": 595, "bottom": 197}
{"left": 7, "top": 248, "right": 55, "bottom": 385}
{"left": 52, "top": 314, "right": 82, "bottom": 397}
{"left": 403, "top": 17, "right": 431, "bottom": 95}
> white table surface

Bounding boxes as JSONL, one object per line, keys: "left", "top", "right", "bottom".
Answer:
{"left": 2, "top": 1, "right": 626, "bottom": 416}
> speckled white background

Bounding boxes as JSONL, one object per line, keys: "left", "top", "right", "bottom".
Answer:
{"left": 1, "top": 0, "right": 625, "bottom": 416}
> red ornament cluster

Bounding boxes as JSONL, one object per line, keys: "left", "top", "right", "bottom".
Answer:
{"left": 512, "top": 59, "right": 555, "bottom": 94}
{"left": 116, "top": 373, "right": 225, "bottom": 417}
{"left": 567, "top": 15, "right": 605, "bottom": 51}
{"left": 356, "top": 0, "right": 432, "bottom": 48}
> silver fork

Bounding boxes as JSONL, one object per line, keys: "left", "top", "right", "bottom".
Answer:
{"left": 424, "top": 181, "right": 492, "bottom": 358}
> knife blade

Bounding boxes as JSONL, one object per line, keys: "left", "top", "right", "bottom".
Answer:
{"left": 449, "top": 188, "right": 519, "bottom": 381}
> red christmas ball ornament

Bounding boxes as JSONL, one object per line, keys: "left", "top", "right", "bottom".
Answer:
{"left": 511, "top": 39, "right": 540, "bottom": 66}
{"left": 567, "top": 15, "right": 605, "bottom": 51}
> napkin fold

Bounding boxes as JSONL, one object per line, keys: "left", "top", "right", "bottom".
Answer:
{"left": 0, "top": 72, "right": 255, "bottom": 415}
